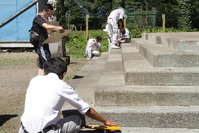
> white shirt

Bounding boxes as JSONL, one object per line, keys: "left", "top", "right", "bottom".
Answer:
{"left": 121, "top": 28, "right": 130, "bottom": 39}
{"left": 86, "top": 38, "right": 101, "bottom": 51}
{"left": 103, "top": 24, "right": 110, "bottom": 34}
{"left": 108, "top": 8, "right": 125, "bottom": 20}
{"left": 21, "top": 73, "right": 90, "bottom": 133}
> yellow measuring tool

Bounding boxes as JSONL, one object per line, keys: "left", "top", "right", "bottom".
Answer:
{"left": 86, "top": 125, "right": 121, "bottom": 132}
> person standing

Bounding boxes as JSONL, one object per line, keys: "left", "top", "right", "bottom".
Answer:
{"left": 84, "top": 36, "right": 102, "bottom": 61}
{"left": 107, "top": 7, "right": 126, "bottom": 49}
{"left": 19, "top": 57, "right": 119, "bottom": 133}
{"left": 103, "top": 24, "right": 112, "bottom": 52}
{"left": 30, "top": 4, "right": 65, "bottom": 75}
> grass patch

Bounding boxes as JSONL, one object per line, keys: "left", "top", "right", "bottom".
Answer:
{"left": 0, "top": 58, "right": 35, "bottom": 66}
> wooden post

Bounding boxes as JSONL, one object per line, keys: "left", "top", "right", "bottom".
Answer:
{"left": 162, "top": 14, "right": 165, "bottom": 32}
{"left": 80, "top": 26, "right": 82, "bottom": 31}
{"left": 86, "top": 14, "right": 89, "bottom": 41}
{"left": 124, "top": 18, "right": 126, "bottom": 28}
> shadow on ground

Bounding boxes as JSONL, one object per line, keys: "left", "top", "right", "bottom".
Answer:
{"left": 73, "top": 75, "right": 84, "bottom": 79}
{"left": 0, "top": 114, "right": 18, "bottom": 127}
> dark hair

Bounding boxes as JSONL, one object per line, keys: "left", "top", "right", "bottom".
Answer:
{"left": 96, "top": 36, "right": 102, "bottom": 41}
{"left": 42, "top": 4, "right": 53, "bottom": 12}
{"left": 44, "top": 57, "right": 67, "bottom": 77}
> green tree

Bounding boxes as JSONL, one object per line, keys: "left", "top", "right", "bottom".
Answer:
{"left": 178, "top": 0, "right": 192, "bottom": 29}
{"left": 112, "top": 0, "right": 125, "bottom": 10}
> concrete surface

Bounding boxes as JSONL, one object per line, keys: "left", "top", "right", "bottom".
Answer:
{"left": 62, "top": 32, "right": 199, "bottom": 132}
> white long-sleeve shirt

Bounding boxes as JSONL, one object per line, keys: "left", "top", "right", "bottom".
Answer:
{"left": 86, "top": 38, "right": 101, "bottom": 51}
{"left": 21, "top": 73, "right": 90, "bottom": 133}
{"left": 108, "top": 8, "right": 125, "bottom": 21}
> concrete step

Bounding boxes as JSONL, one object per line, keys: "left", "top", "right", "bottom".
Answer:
{"left": 95, "top": 86, "right": 199, "bottom": 106}
{"left": 79, "top": 127, "right": 199, "bottom": 133}
{"left": 120, "top": 127, "right": 199, "bottom": 133}
{"left": 132, "top": 38, "right": 199, "bottom": 67}
{"left": 141, "top": 32, "right": 199, "bottom": 52}
{"left": 122, "top": 43, "right": 199, "bottom": 86}
{"left": 85, "top": 106, "right": 199, "bottom": 128}
{"left": 63, "top": 52, "right": 109, "bottom": 110}
{"left": 63, "top": 46, "right": 199, "bottom": 130}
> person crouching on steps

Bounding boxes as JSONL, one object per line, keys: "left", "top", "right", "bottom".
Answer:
{"left": 84, "top": 36, "right": 102, "bottom": 61}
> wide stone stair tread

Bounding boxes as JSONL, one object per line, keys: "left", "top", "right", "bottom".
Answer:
{"left": 142, "top": 32, "right": 199, "bottom": 52}
{"left": 95, "top": 85, "right": 199, "bottom": 106}
{"left": 62, "top": 32, "right": 199, "bottom": 132}
{"left": 122, "top": 43, "right": 199, "bottom": 86}
{"left": 63, "top": 52, "right": 109, "bottom": 109}
{"left": 132, "top": 38, "right": 199, "bottom": 67}
{"left": 85, "top": 106, "right": 199, "bottom": 128}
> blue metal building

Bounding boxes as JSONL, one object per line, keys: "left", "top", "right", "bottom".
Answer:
{"left": 0, "top": 0, "right": 47, "bottom": 48}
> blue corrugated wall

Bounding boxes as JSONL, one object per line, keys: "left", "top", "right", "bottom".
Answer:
{"left": 0, "top": 0, "right": 36, "bottom": 41}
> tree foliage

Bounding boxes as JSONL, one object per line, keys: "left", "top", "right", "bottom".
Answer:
{"left": 178, "top": 0, "right": 192, "bottom": 30}
{"left": 56, "top": 0, "right": 199, "bottom": 30}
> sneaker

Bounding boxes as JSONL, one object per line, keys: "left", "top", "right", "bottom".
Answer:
{"left": 111, "top": 45, "right": 120, "bottom": 49}
{"left": 87, "top": 58, "right": 91, "bottom": 61}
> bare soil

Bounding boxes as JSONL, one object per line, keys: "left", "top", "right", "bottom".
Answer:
{"left": 0, "top": 52, "right": 87, "bottom": 133}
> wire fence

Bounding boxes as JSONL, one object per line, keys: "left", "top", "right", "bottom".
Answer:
{"left": 125, "top": 6, "right": 199, "bottom": 30}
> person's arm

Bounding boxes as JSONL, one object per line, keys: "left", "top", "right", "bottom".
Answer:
{"left": 118, "top": 21, "right": 123, "bottom": 31}
{"left": 85, "top": 107, "right": 119, "bottom": 126}
{"left": 42, "top": 23, "right": 65, "bottom": 33}
{"left": 89, "top": 40, "right": 98, "bottom": 47}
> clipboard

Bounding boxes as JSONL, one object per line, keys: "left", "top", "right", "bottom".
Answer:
{"left": 42, "top": 30, "right": 72, "bottom": 44}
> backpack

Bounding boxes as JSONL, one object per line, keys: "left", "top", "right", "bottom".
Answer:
{"left": 29, "top": 30, "right": 39, "bottom": 46}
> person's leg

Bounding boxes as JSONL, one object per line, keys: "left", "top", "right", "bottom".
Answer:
{"left": 37, "top": 46, "right": 51, "bottom": 75}
{"left": 87, "top": 47, "right": 93, "bottom": 60}
{"left": 92, "top": 51, "right": 99, "bottom": 56}
{"left": 108, "top": 19, "right": 119, "bottom": 49}
{"left": 57, "top": 115, "right": 82, "bottom": 133}
{"left": 108, "top": 37, "right": 111, "bottom": 52}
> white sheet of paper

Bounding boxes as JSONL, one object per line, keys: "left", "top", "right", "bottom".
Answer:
{"left": 42, "top": 30, "right": 72, "bottom": 44}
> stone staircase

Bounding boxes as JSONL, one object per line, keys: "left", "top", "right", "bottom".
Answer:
{"left": 63, "top": 32, "right": 199, "bottom": 132}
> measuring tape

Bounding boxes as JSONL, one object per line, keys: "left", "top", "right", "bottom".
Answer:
{"left": 86, "top": 125, "right": 121, "bottom": 131}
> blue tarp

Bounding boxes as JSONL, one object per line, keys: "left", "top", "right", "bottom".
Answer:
{"left": 0, "top": 0, "right": 36, "bottom": 41}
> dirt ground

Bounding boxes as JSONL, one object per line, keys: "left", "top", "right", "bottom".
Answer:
{"left": 0, "top": 52, "right": 87, "bottom": 133}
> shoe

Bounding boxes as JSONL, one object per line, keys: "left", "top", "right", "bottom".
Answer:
{"left": 87, "top": 58, "right": 91, "bottom": 61}
{"left": 111, "top": 45, "right": 120, "bottom": 49}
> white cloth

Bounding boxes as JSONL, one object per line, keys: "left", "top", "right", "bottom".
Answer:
{"left": 103, "top": 24, "right": 112, "bottom": 52}
{"left": 108, "top": 8, "right": 125, "bottom": 21}
{"left": 103, "top": 24, "right": 110, "bottom": 33}
{"left": 84, "top": 38, "right": 101, "bottom": 59}
{"left": 107, "top": 18, "right": 119, "bottom": 45}
{"left": 20, "top": 73, "right": 90, "bottom": 133}
{"left": 107, "top": 8, "right": 125, "bottom": 45}
{"left": 118, "top": 28, "right": 130, "bottom": 42}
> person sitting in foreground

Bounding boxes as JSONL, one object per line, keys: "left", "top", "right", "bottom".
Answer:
{"left": 19, "top": 57, "right": 119, "bottom": 133}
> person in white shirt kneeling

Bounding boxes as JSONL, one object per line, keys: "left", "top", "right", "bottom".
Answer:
{"left": 19, "top": 57, "right": 119, "bottom": 133}
{"left": 84, "top": 36, "right": 102, "bottom": 61}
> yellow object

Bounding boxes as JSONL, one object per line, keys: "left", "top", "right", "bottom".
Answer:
{"left": 86, "top": 125, "right": 120, "bottom": 130}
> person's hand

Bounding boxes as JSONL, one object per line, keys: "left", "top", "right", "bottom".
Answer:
{"left": 59, "top": 28, "right": 65, "bottom": 33}
{"left": 62, "top": 36, "right": 66, "bottom": 39}
{"left": 104, "top": 119, "right": 119, "bottom": 127}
